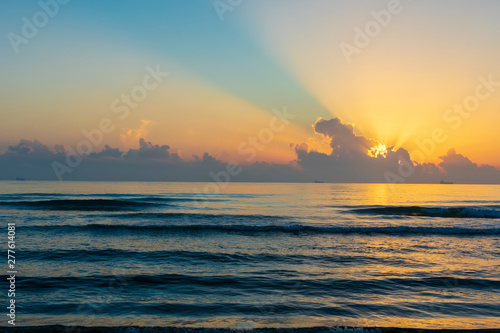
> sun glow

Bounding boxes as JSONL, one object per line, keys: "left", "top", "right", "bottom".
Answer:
{"left": 368, "top": 144, "right": 388, "bottom": 158}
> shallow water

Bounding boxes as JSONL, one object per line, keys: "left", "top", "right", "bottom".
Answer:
{"left": 1, "top": 181, "right": 499, "bottom": 329}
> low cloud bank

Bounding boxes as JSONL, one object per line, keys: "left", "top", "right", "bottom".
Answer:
{"left": 1, "top": 118, "right": 499, "bottom": 184}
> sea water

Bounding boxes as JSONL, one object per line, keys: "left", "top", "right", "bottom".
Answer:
{"left": 0, "top": 181, "right": 499, "bottom": 329}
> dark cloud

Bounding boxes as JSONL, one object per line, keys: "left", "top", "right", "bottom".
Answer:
{"left": 313, "top": 118, "right": 377, "bottom": 157}
{"left": 54, "top": 145, "right": 66, "bottom": 155}
{"left": 293, "top": 118, "right": 403, "bottom": 182}
{"left": 8, "top": 139, "right": 51, "bottom": 155}
{"left": 124, "top": 138, "right": 172, "bottom": 160}
{"left": 293, "top": 118, "right": 500, "bottom": 184}
{"left": 88, "top": 145, "right": 123, "bottom": 159}
{"left": 0, "top": 120, "right": 499, "bottom": 184}
{"left": 438, "top": 149, "right": 500, "bottom": 184}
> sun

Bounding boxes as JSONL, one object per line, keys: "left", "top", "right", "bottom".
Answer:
{"left": 368, "top": 143, "right": 388, "bottom": 158}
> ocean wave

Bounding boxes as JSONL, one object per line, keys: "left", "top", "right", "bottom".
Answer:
{"left": 21, "top": 249, "right": 260, "bottom": 263}
{"left": 25, "top": 223, "right": 500, "bottom": 236}
{"left": 9, "top": 274, "right": 500, "bottom": 293}
{"left": 19, "top": 249, "right": 373, "bottom": 266}
{"left": 349, "top": 206, "right": 500, "bottom": 219}
{"left": 0, "top": 199, "right": 163, "bottom": 211}
{"left": 108, "top": 212, "right": 286, "bottom": 221}
{"left": 0, "top": 193, "right": 226, "bottom": 201}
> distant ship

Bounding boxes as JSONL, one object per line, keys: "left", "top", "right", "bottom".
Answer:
{"left": 15, "top": 177, "right": 27, "bottom": 181}
{"left": 440, "top": 180, "right": 453, "bottom": 184}
{"left": 314, "top": 180, "right": 324, "bottom": 183}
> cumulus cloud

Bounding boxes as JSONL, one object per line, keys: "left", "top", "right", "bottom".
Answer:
{"left": 124, "top": 138, "right": 176, "bottom": 160}
{"left": 120, "top": 120, "right": 156, "bottom": 147}
{"left": 293, "top": 117, "right": 500, "bottom": 184}
{"left": 0, "top": 120, "right": 499, "bottom": 184}
{"left": 438, "top": 149, "right": 500, "bottom": 184}
{"left": 54, "top": 144, "right": 66, "bottom": 155}
{"left": 88, "top": 145, "right": 123, "bottom": 159}
{"left": 313, "top": 118, "right": 378, "bottom": 157}
{"left": 7, "top": 139, "right": 52, "bottom": 155}
{"left": 293, "top": 118, "right": 401, "bottom": 182}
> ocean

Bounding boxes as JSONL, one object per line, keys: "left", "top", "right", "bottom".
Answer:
{"left": 1, "top": 181, "right": 499, "bottom": 331}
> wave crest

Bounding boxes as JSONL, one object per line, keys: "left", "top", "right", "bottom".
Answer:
{"left": 350, "top": 206, "right": 500, "bottom": 219}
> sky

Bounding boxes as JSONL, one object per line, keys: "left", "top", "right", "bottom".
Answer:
{"left": 0, "top": 0, "right": 499, "bottom": 183}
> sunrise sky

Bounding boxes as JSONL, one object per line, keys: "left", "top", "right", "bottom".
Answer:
{"left": 1, "top": 0, "right": 500, "bottom": 175}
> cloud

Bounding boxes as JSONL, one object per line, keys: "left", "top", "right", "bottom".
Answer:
{"left": 88, "top": 145, "right": 123, "bottom": 159}
{"left": 124, "top": 138, "right": 177, "bottom": 160}
{"left": 7, "top": 139, "right": 52, "bottom": 155}
{"left": 313, "top": 118, "right": 378, "bottom": 157}
{"left": 293, "top": 118, "right": 404, "bottom": 182}
{"left": 0, "top": 119, "right": 499, "bottom": 184}
{"left": 54, "top": 144, "right": 66, "bottom": 154}
{"left": 120, "top": 120, "right": 156, "bottom": 147}
{"left": 438, "top": 149, "right": 500, "bottom": 184}
{"left": 293, "top": 117, "right": 500, "bottom": 184}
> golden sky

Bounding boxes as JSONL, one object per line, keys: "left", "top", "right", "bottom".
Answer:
{"left": 1, "top": 0, "right": 499, "bottom": 168}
